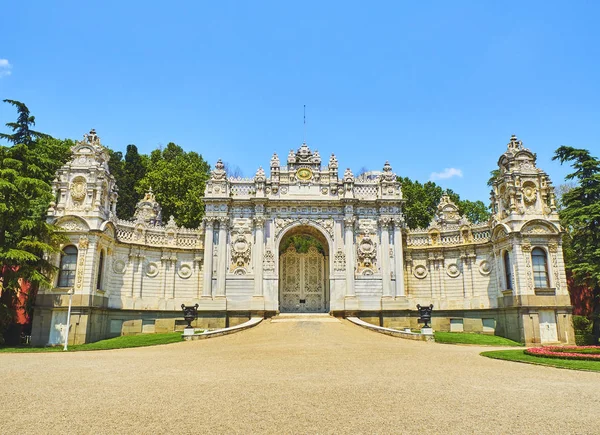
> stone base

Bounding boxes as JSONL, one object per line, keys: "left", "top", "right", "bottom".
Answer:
{"left": 421, "top": 327, "right": 433, "bottom": 335}
{"left": 344, "top": 296, "right": 359, "bottom": 311}
{"left": 182, "top": 328, "right": 195, "bottom": 336}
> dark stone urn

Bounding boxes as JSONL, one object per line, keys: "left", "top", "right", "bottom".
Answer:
{"left": 416, "top": 304, "right": 434, "bottom": 328}
{"left": 181, "top": 303, "right": 199, "bottom": 329}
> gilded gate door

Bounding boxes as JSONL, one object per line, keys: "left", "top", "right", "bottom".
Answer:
{"left": 280, "top": 246, "right": 326, "bottom": 312}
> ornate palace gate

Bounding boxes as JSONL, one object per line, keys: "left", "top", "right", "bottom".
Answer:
{"left": 279, "top": 246, "right": 327, "bottom": 313}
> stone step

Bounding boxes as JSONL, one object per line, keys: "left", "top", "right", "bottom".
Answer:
{"left": 270, "top": 313, "right": 340, "bottom": 323}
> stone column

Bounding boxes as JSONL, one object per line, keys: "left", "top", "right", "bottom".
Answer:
{"left": 202, "top": 219, "right": 214, "bottom": 297}
{"left": 393, "top": 219, "right": 405, "bottom": 297}
{"left": 380, "top": 218, "right": 392, "bottom": 297}
{"left": 216, "top": 217, "right": 228, "bottom": 297}
{"left": 253, "top": 216, "right": 265, "bottom": 296}
{"left": 194, "top": 253, "right": 203, "bottom": 299}
{"left": 344, "top": 216, "right": 355, "bottom": 296}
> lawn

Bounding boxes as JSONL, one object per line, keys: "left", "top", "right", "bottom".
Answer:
{"left": 481, "top": 349, "right": 600, "bottom": 372}
{"left": 434, "top": 331, "right": 523, "bottom": 346}
{"left": 0, "top": 332, "right": 183, "bottom": 353}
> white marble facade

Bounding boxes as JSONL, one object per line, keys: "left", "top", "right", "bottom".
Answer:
{"left": 32, "top": 132, "right": 574, "bottom": 345}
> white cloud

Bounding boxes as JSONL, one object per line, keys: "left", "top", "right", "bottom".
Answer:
{"left": 0, "top": 59, "right": 12, "bottom": 77}
{"left": 429, "top": 167, "right": 463, "bottom": 181}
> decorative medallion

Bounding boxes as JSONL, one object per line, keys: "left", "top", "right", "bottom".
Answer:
{"left": 446, "top": 263, "right": 461, "bottom": 278}
{"left": 178, "top": 264, "right": 192, "bottom": 279}
{"left": 70, "top": 177, "right": 87, "bottom": 201}
{"left": 146, "top": 262, "right": 159, "bottom": 278}
{"left": 414, "top": 265, "right": 428, "bottom": 279}
{"left": 522, "top": 182, "right": 537, "bottom": 204}
{"left": 112, "top": 258, "right": 127, "bottom": 274}
{"left": 296, "top": 167, "right": 313, "bottom": 181}
{"left": 479, "top": 260, "right": 492, "bottom": 275}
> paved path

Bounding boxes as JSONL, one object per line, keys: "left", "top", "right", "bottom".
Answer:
{"left": 2, "top": 319, "right": 598, "bottom": 434}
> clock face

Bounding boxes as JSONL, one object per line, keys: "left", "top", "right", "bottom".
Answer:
{"left": 297, "top": 168, "right": 313, "bottom": 181}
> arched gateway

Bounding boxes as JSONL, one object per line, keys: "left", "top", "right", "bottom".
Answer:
{"left": 201, "top": 142, "right": 405, "bottom": 314}
{"left": 278, "top": 225, "right": 330, "bottom": 313}
{"left": 35, "top": 132, "right": 574, "bottom": 346}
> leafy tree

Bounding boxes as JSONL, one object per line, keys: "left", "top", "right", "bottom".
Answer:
{"left": 487, "top": 169, "right": 500, "bottom": 187}
{"left": 458, "top": 199, "right": 490, "bottom": 225}
{"left": 280, "top": 235, "right": 325, "bottom": 254}
{"left": 0, "top": 99, "right": 48, "bottom": 145}
{"left": 553, "top": 146, "right": 600, "bottom": 342}
{"left": 108, "top": 145, "right": 148, "bottom": 219}
{"left": 137, "top": 143, "right": 210, "bottom": 228}
{"left": 0, "top": 101, "right": 69, "bottom": 341}
{"left": 398, "top": 177, "right": 490, "bottom": 229}
{"left": 555, "top": 182, "right": 577, "bottom": 211}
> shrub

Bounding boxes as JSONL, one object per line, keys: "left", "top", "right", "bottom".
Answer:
{"left": 572, "top": 315, "right": 593, "bottom": 334}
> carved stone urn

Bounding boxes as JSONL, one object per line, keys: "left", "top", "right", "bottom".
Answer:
{"left": 416, "top": 304, "right": 434, "bottom": 328}
{"left": 181, "top": 303, "right": 199, "bottom": 329}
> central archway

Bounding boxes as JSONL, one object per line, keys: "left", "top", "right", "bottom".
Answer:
{"left": 278, "top": 225, "right": 330, "bottom": 313}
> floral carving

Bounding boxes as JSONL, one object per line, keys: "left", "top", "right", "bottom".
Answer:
{"left": 357, "top": 235, "right": 377, "bottom": 272}
{"left": 230, "top": 234, "right": 251, "bottom": 269}
{"left": 263, "top": 249, "right": 275, "bottom": 272}
{"left": 333, "top": 249, "right": 346, "bottom": 272}
{"left": 70, "top": 177, "right": 87, "bottom": 201}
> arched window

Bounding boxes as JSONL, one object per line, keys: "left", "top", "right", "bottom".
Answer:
{"left": 96, "top": 250, "right": 105, "bottom": 290}
{"left": 532, "top": 248, "right": 550, "bottom": 288}
{"left": 58, "top": 246, "right": 78, "bottom": 288}
{"left": 503, "top": 251, "right": 512, "bottom": 290}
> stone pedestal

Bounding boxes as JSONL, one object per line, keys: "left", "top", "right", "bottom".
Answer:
{"left": 421, "top": 327, "right": 433, "bottom": 335}
{"left": 183, "top": 328, "right": 195, "bottom": 336}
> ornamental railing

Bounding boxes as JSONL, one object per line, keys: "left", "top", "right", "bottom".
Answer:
{"left": 114, "top": 219, "right": 204, "bottom": 249}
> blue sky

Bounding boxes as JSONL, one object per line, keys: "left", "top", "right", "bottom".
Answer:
{"left": 1, "top": 1, "right": 599, "bottom": 202}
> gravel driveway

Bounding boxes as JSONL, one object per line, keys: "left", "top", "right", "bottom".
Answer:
{"left": 1, "top": 318, "right": 598, "bottom": 434}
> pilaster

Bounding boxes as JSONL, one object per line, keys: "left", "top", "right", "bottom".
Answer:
{"left": 202, "top": 218, "right": 215, "bottom": 297}
{"left": 216, "top": 217, "right": 229, "bottom": 297}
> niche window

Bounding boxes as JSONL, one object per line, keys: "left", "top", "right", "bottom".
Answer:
{"left": 58, "top": 246, "right": 78, "bottom": 288}
{"left": 532, "top": 248, "right": 550, "bottom": 288}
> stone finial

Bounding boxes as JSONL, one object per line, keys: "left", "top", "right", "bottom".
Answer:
{"left": 211, "top": 159, "right": 227, "bottom": 180}
{"left": 381, "top": 161, "right": 395, "bottom": 181}
{"left": 165, "top": 215, "right": 177, "bottom": 229}
{"left": 344, "top": 168, "right": 354, "bottom": 182}
{"left": 507, "top": 135, "right": 523, "bottom": 152}
{"left": 434, "top": 193, "right": 460, "bottom": 225}
{"left": 329, "top": 153, "right": 338, "bottom": 169}
{"left": 134, "top": 187, "right": 163, "bottom": 225}
{"left": 312, "top": 150, "right": 321, "bottom": 164}
{"left": 297, "top": 143, "right": 310, "bottom": 157}
{"left": 84, "top": 129, "right": 100, "bottom": 146}
{"left": 287, "top": 149, "right": 295, "bottom": 164}
{"left": 270, "top": 152, "right": 280, "bottom": 168}
{"left": 255, "top": 166, "right": 266, "bottom": 182}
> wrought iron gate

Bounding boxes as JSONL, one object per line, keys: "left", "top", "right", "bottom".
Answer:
{"left": 279, "top": 246, "right": 326, "bottom": 312}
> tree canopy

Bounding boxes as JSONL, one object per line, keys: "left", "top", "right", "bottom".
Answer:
{"left": 137, "top": 143, "right": 211, "bottom": 228}
{"left": 553, "top": 146, "right": 600, "bottom": 340}
{"left": 0, "top": 101, "right": 71, "bottom": 340}
{"left": 108, "top": 145, "right": 148, "bottom": 220}
{"left": 398, "top": 177, "right": 490, "bottom": 229}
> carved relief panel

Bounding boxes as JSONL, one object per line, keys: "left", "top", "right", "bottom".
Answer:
{"left": 229, "top": 218, "right": 252, "bottom": 274}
